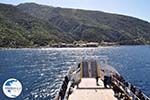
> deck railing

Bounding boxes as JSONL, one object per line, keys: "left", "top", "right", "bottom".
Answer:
{"left": 111, "top": 75, "right": 150, "bottom": 100}
{"left": 55, "top": 76, "right": 69, "bottom": 100}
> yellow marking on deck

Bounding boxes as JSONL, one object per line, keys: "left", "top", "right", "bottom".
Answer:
{"left": 97, "top": 63, "right": 101, "bottom": 78}
{"left": 80, "top": 62, "right": 83, "bottom": 79}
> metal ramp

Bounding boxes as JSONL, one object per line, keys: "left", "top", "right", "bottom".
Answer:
{"left": 81, "top": 60, "right": 99, "bottom": 78}
{"left": 82, "top": 61, "right": 89, "bottom": 78}
{"left": 91, "top": 61, "right": 98, "bottom": 77}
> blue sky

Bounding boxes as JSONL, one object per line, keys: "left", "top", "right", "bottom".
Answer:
{"left": 0, "top": 0, "right": 150, "bottom": 22}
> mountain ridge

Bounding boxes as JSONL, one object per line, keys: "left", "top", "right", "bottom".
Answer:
{"left": 0, "top": 3, "right": 150, "bottom": 48}
{"left": 17, "top": 2, "right": 150, "bottom": 23}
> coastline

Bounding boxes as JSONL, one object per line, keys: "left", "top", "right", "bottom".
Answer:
{"left": 0, "top": 44, "right": 149, "bottom": 50}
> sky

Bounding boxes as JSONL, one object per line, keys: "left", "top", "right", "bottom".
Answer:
{"left": 0, "top": 0, "right": 150, "bottom": 22}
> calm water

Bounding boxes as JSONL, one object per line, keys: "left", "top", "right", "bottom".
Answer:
{"left": 0, "top": 46, "right": 150, "bottom": 100}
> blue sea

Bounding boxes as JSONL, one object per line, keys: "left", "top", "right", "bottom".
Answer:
{"left": 0, "top": 45, "right": 150, "bottom": 100}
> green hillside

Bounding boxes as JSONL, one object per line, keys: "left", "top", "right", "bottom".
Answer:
{"left": 0, "top": 3, "right": 150, "bottom": 48}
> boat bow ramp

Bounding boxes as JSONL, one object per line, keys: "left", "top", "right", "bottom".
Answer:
{"left": 68, "top": 60, "right": 117, "bottom": 100}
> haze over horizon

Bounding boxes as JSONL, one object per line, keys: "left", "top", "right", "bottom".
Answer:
{"left": 0, "top": 0, "right": 149, "bottom": 22}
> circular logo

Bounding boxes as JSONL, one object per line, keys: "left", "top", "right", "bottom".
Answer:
{"left": 2, "top": 78, "right": 22, "bottom": 98}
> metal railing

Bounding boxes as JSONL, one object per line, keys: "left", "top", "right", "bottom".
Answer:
{"left": 111, "top": 75, "right": 150, "bottom": 100}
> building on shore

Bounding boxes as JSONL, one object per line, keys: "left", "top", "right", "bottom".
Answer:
{"left": 86, "top": 42, "right": 99, "bottom": 47}
{"left": 101, "top": 41, "right": 118, "bottom": 46}
{"left": 51, "top": 42, "right": 100, "bottom": 47}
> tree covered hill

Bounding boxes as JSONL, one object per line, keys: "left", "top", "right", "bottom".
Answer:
{"left": 0, "top": 3, "right": 150, "bottom": 47}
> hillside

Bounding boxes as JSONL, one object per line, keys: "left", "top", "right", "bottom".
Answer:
{"left": 0, "top": 3, "right": 150, "bottom": 47}
{"left": 0, "top": 3, "right": 72, "bottom": 48}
